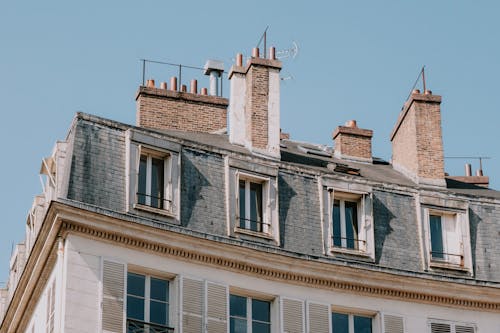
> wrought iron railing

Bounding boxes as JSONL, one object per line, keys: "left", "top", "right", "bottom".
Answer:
{"left": 331, "top": 236, "right": 366, "bottom": 249}
{"left": 136, "top": 192, "right": 172, "bottom": 209}
{"left": 127, "top": 319, "right": 174, "bottom": 333}
{"left": 238, "top": 217, "right": 271, "bottom": 233}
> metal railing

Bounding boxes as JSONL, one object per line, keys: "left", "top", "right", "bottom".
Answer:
{"left": 238, "top": 217, "right": 271, "bottom": 233}
{"left": 127, "top": 319, "right": 174, "bottom": 333}
{"left": 136, "top": 193, "right": 172, "bottom": 209}
{"left": 331, "top": 236, "right": 366, "bottom": 249}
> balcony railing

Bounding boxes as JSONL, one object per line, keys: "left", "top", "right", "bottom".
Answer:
{"left": 127, "top": 319, "right": 174, "bottom": 333}
{"left": 136, "top": 192, "right": 172, "bottom": 210}
{"left": 238, "top": 217, "right": 271, "bottom": 233}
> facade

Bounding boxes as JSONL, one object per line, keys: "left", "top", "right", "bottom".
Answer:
{"left": 1, "top": 47, "right": 499, "bottom": 333}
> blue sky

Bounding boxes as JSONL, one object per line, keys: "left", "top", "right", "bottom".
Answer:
{"left": 0, "top": 1, "right": 499, "bottom": 281}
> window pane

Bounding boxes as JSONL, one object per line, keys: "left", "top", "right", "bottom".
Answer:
{"left": 345, "top": 201, "right": 358, "bottom": 249}
{"left": 250, "top": 182, "right": 263, "bottom": 232}
{"left": 127, "top": 273, "right": 145, "bottom": 296}
{"left": 430, "top": 215, "right": 444, "bottom": 259}
{"left": 354, "top": 315, "right": 372, "bottom": 333}
{"left": 230, "top": 317, "right": 247, "bottom": 333}
{"left": 333, "top": 200, "right": 342, "bottom": 247}
{"left": 332, "top": 312, "right": 349, "bottom": 333}
{"left": 252, "top": 299, "right": 270, "bottom": 322}
{"left": 252, "top": 321, "right": 271, "bottom": 333}
{"left": 230, "top": 294, "right": 247, "bottom": 317}
{"left": 150, "top": 300, "right": 167, "bottom": 325}
{"left": 126, "top": 295, "right": 144, "bottom": 320}
{"left": 239, "top": 180, "right": 246, "bottom": 228}
{"left": 151, "top": 157, "right": 164, "bottom": 209}
{"left": 150, "top": 278, "right": 168, "bottom": 302}
{"left": 138, "top": 155, "right": 147, "bottom": 205}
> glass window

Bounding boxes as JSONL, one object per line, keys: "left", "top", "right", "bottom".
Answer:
{"left": 126, "top": 273, "right": 170, "bottom": 332}
{"left": 332, "top": 198, "right": 360, "bottom": 250}
{"left": 136, "top": 152, "right": 169, "bottom": 210}
{"left": 239, "top": 179, "right": 265, "bottom": 233}
{"left": 332, "top": 312, "right": 372, "bottom": 333}
{"left": 428, "top": 212, "right": 462, "bottom": 265}
{"left": 230, "top": 295, "right": 271, "bottom": 333}
{"left": 430, "top": 215, "right": 444, "bottom": 259}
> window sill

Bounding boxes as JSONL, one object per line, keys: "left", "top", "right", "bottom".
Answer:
{"left": 133, "top": 203, "right": 175, "bottom": 218}
{"left": 330, "top": 247, "right": 373, "bottom": 260}
{"left": 429, "top": 260, "right": 470, "bottom": 272}
{"left": 234, "top": 227, "right": 275, "bottom": 240}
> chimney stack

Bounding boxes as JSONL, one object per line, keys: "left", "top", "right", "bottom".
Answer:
{"left": 333, "top": 120, "right": 373, "bottom": 162}
{"left": 390, "top": 89, "right": 446, "bottom": 186}
{"left": 228, "top": 47, "right": 282, "bottom": 158}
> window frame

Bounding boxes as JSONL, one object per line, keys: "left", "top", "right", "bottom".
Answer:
{"left": 125, "top": 129, "right": 181, "bottom": 221}
{"left": 422, "top": 205, "right": 472, "bottom": 272}
{"left": 331, "top": 310, "right": 373, "bottom": 333}
{"left": 235, "top": 172, "right": 271, "bottom": 236}
{"left": 327, "top": 187, "right": 374, "bottom": 259}
{"left": 229, "top": 293, "right": 272, "bottom": 333}
{"left": 135, "top": 146, "right": 172, "bottom": 214}
{"left": 126, "top": 271, "right": 173, "bottom": 331}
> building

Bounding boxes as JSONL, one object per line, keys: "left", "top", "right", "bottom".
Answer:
{"left": 0, "top": 46, "right": 499, "bottom": 333}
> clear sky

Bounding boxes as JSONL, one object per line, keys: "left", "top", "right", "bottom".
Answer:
{"left": 0, "top": 1, "right": 499, "bottom": 281}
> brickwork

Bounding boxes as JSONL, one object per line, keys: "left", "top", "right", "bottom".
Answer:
{"left": 136, "top": 87, "right": 228, "bottom": 133}
{"left": 333, "top": 125, "right": 373, "bottom": 160}
{"left": 391, "top": 92, "right": 444, "bottom": 181}
{"left": 246, "top": 64, "right": 269, "bottom": 150}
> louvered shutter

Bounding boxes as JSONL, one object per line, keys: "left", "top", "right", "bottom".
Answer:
{"left": 430, "top": 322, "right": 451, "bottom": 333}
{"left": 383, "top": 314, "right": 404, "bottom": 333}
{"left": 206, "top": 282, "right": 228, "bottom": 333}
{"left": 170, "top": 153, "right": 180, "bottom": 214}
{"left": 281, "top": 298, "right": 305, "bottom": 333}
{"left": 182, "top": 277, "right": 204, "bottom": 333}
{"left": 102, "top": 260, "right": 125, "bottom": 333}
{"left": 306, "top": 302, "right": 330, "bottom": 333}
{"left": 455, "top": 325, "right": 475, "bottom": 333}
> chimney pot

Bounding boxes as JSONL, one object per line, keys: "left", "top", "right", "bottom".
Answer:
{"left": 170, "top": 77, "right": 178, "bottom": 91}
{"left": 252, "top": 47, "right": 260, "bottom": 58}
{"left": 190, "top": 79, "right": 198, "bottom": 94}
{"left": 476, "top": 169, "right": 484, "bottom": 176}
{"left": 424, "top": 89, "right": 432, "bottom": 95}
{"left": 181, "top": 84, "right": 187, "bottom": 92}
{"left": 412, "top": 89, "right": 421, "bottom": 94}
{"left": 465, "top": 163, "right": 472, "bottom": 176}
{"left": 160, "top": 82, "right": 167, "bottom": 90}
{"left": 236, "top": 53, "right": 243, "bottom": 67}
{"left": 201, "top": 87, "right": 208, "bottom": 95}
{"left": 269, "top": 47, "right": 276, "bottom": 60}
{"left": 345, "top": 120, "right": 357, "bottom": 128}
{"left": 147, "top": 79, "right": 155, "bottom": 88}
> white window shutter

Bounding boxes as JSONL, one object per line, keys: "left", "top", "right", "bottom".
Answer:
{"left": 455, "top": 325, "right": 475, "bottom": 333}
{"left": 383, "top": 314, "right": 404, "bottom": 333}
{"left": 306, "top": 302, "right": 330, "bottom": 333}
{"left": 101, "top": 260, "right": 125, "bottom": 333}
{"left": 205, "top": 282, "right": 228, "bottom": 333}
{"left": 281, "top": 298, "right": 305, "bottom": 333}
{"left": 430, "top": 322, "right": 451, "bottom": 333}
{"left": 182, "top": 277, "right": 204, "bottom": 333}
{"left": 170, "top": 153, "right": 180, "bottom": 214}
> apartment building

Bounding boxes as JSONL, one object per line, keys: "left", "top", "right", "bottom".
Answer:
{"left": 0, "top": 47, "right": 499, "bottom": 333}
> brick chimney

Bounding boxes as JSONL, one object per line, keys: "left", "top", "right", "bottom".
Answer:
{"left": 390, "top": 89, "right": 446, "bottom": 186}
{"left": 228, "top": 47, "right": 282, "bottom": 158}
{"left": 333, "top": 120, "right": 373, "bottom": 162}
{"left": 136, "top": 77, "right": 229, "bottom": 133}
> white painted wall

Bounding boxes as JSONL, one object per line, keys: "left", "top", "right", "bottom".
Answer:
{"left": 62, "top": 234, "right": 499, "bottom": 333}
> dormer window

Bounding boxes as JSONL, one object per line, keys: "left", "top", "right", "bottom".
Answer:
{"left": 137, "top": 150, "right": 171, "bottom": 211}
{"left": 332, "top": 197, "right": 362, "bottom": 250}
{"left": 238, "top": 177, "right": 267, "bottom": 234}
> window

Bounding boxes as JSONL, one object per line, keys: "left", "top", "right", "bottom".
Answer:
{"left": 126, "top": 130, "right": 180, "bottom": 219}
{"left": 429, "top": 213, "right": 463, "bottom": 266}
{"left": 137, "top": 150, "right": 171, "bottom": 211}
{"left": 327, "top": 188, "right": 374, "bottom": 258}
{"left": 429, "top": 320, "right": 475, "bottom": 333}
{"left": 238, "top": 178, "right": 267, "bottom": 233}
{"left": 332, "top": 312, "right": 372, "bottom": 333}
{"left": 230, "top": 294, "right": 271, "bottom": 333}
{"left": 126, "top": 272, "right": 173, "bottom": 333}
{"left": 332, "top": 198, "right": 361, "bottom": 250}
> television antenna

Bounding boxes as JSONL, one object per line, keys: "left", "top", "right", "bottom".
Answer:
{"left": 276, "top": 41, "right": 299, "bottom": 60}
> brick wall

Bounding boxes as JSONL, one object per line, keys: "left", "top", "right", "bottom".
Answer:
{"left": 333, "top": 123, "right": 373, "bottom": 161}
{"left": 136, "top": 87, "right": 228, "bottom": 133}
{"left": 391, "top": 91, "right": 444, "bottom": 182}
{"left": 246, "top": 64, "right": 269, "bottom": 150}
